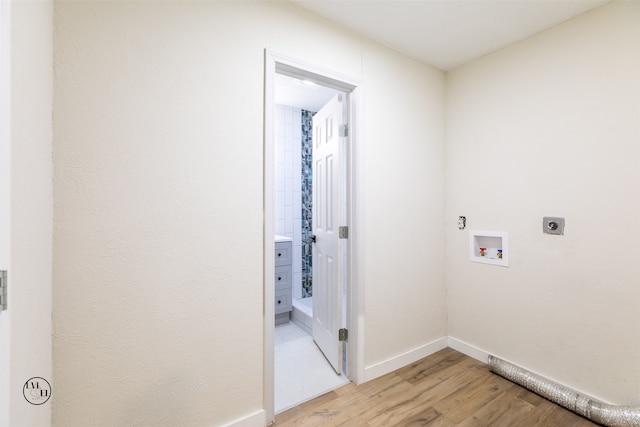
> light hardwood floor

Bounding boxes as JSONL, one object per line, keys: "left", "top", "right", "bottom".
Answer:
{"left": 273, "top": 348, "right": 598, "bottom": 426}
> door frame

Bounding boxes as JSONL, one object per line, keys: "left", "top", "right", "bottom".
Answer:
{"left": 0, "top": 1, "right": 10, "bottom": 425}
{"left": 263, "top": 49, "right": 364, "bottom": 424}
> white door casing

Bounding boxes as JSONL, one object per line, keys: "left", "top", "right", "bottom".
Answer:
{"left": 265, "top": 49, "right": 362, "bottom": 425}
{"left": 0, "top": 1, "right": 10, "bottom": 425}
{"left": 312, "top": 94, "right": 344, "bottom": 375}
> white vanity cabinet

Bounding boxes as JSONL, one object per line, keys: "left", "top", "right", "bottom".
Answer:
{"left": 274, "top": 236, "right": 293, "bottom": 324}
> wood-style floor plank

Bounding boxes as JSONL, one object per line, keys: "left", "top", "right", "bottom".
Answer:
{"left": 272, "top": 348, "right": 598, "bottom": 426}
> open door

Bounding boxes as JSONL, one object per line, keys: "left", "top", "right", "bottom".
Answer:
{"left": 312, "top": 94, "right": 344, "bottom": 374}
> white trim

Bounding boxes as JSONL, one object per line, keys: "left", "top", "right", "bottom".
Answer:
{"left": 346, "top": 85, "right": 365, "bottom": 385}
{"left": 264, "top": 49, "right": 363, "bottom": 425}
{"left": 263, "top": 50, "right": 276, "bottom": 426}
{"left": 487, "top": 353, "right": 614, "bottom": 405}
{"left": 363, "top": 337, "right": 448, "bottom": 383}
{"left": 0, "top": 0, "right": 10, "bottom": 278}
{"left": 0, "top": 1, "right": 10, "bottom": 426}
{"left": 447, "top": 336, "right": 490, "bottom": 363}
{"left": 270, "top": 51, "right": 361, "bottom": 92}
{"left": 222, "top": 409, "right": 266, "bottom": 427}
{"left": 446, "top": 338, "right": 615, "bottom": 405}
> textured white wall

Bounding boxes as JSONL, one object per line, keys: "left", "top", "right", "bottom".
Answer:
{"left": 445, "top": 0, "right": 640, "bottom": 405}
{"left": 361, "top": 44, "right": 447, "bottom": 366}
{"left": 5, "top": 1, "right": 53, "bottom": 426}
{"left": 53, "top": 2, "right": 446, "bottom": 426}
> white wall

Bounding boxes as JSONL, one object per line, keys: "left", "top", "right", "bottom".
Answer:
{"left": 446, "top": 0, "right": 640, "bottom": 405}
{"left": 53, "top": 2, "right": 446, "bottom": 426}
{"left": 361, "top": 44, "right": 447, "bottom": 372}
{"left": 1, "top": 1, "right": 53, "bottom": 426}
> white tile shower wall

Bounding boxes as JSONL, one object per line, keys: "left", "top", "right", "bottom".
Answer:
{"left": 275, "top": 105, "right": 303, "bottom": 300}
{"left": 276, "top": 105, "right": 286, "bottom": 235}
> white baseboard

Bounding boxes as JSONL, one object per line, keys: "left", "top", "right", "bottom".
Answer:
{"left": 363, "top": 337, "right": 448, "bottom": 383}
{"left": 447, "top": 336, "right": 489, "bottom": 363}
{"left": 222, "top": 409, "right": 265, "bottom": 427}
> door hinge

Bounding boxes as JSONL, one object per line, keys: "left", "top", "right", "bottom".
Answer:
{"left": 339, "top": 124, "right": 348, "bottom": 137}
{"left": 339, "top": 328, "right": 348, "bottom": 342}
{"left": 0, "top": 270, "right": 7, "bottom": 311}
{"left": 339, "top": 226, "right": 349, "bottom": 239}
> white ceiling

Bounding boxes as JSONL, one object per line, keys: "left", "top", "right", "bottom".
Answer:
{"left": 275, "top": 73, "right": 342, "bottom": 112}
{"left": 289, "top": 0, "right": 610, "bottom": 71}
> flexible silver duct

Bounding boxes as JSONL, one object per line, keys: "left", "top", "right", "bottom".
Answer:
{"left": 488, "top": 355, "right": 640, "bottom": 427}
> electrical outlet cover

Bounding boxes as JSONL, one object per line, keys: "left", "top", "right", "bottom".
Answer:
{"left": 543, "top": 217, "right": 565, "bottom": 235}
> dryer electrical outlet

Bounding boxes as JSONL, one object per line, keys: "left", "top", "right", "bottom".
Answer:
{"left": 543, "top": 217, "right": 565, "bottom": 235}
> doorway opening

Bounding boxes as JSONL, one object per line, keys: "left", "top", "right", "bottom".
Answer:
{"left": 264, "top": 50, "right": 362, "bottom": 424}
{"left": 273, "top": 76, "right": 348, "bottom": 413}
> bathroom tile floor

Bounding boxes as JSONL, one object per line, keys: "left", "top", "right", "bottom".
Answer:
{"left": 275, "top": 321, "right": 350, "bottom": 413}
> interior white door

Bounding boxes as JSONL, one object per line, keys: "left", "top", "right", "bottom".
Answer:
{"left": 312, "top": 94, "right": 344, "bottom": 374}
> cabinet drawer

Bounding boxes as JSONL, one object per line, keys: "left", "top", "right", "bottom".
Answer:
{"left": 275, "top": 241, "right": 292, "bottom": 267}
{"left": 275, "top": 265, "right": 292, "bottom": 291}
{"left": 275, "top": 290, "right": 292, "bottom": 314}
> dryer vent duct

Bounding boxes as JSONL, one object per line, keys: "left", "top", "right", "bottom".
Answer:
{"left": 488, "top": 355, "right": 640, "bottom": 427}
